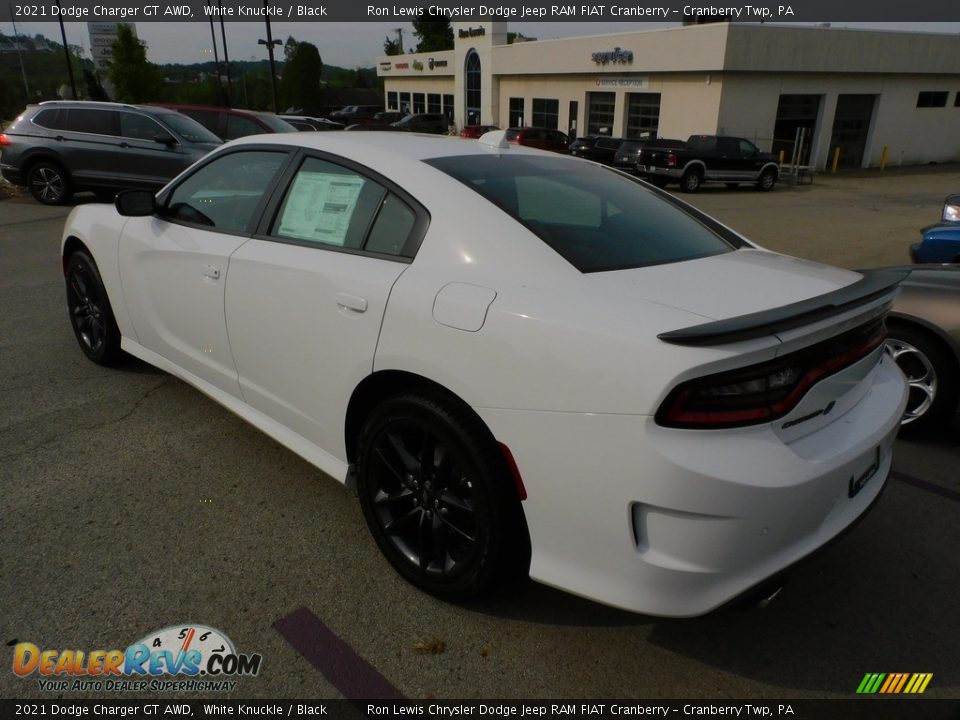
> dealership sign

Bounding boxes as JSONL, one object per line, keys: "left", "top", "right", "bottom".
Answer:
{"left": 591, "top": 47, "right": 634, "bottom": 65}
{"left": 595, "top": 77, "right": 649, "bottom": 88}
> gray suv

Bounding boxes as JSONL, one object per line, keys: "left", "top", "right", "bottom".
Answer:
{"left": 0, "top": 101, "right": 221, "bottom": 205}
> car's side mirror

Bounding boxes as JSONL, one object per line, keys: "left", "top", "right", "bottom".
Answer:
{"left": 115, "top": 190, "right": 157, "bottom": 217}
{"left": 154, "top": 134, "right": 177, "bottom": 147}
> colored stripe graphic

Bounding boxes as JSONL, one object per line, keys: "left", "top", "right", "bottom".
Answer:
{"left": 857, "top": 673, "right": 932, "bottom": 694}
{"left": 273, "top": 606, "right": 406, "bottom": 700}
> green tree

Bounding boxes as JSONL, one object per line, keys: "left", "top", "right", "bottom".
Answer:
{"left": 383, "top": 36, "right": 402, "bottom": 56}
{"left": 279, "top": 37, "right": 323, "bottom": 114}
{"left": 412, "top": 20, "right": 453, "bottom": 52}
{"left": 83, "top": 68, "right": 109, "bottom": 101}
{"left": 109, "top": 25, "right": 162, "bottom": 103}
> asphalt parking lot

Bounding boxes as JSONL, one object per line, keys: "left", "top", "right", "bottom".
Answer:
{"left": 1, "top": 165, "right": 958, "bottom": 701}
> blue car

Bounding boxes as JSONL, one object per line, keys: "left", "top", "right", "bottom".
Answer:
{"left": 911, "top": 194, "right": 960, "bottom": 263}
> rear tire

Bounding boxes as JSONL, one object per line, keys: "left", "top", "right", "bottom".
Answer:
{"left": 65, "top": 250, "right": 123, "bottom": 365}
{"left": 681, "top": 168, "right": 702, "bottom": 193}
{"left": 886, "top": 324, "right": 958, "bottom": 431}
{"left": 28, "top": 161, "right": 72, "bottom": 205}
{"left": 356, "top": 391, "right": 528, "bottom": 599}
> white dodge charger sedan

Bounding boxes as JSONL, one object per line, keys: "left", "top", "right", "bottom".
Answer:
{"left": 61, "top": 131, "right": 908, "bottom": 616}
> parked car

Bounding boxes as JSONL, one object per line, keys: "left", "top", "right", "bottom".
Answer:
{"left": 568, "top": 135, "right": 624, "bottom": 165}
{"left": 613, "top": 138, "right": 685, "bottom": 174}
{"left": 637, "top": 135, "right": 780, "bottom": 192}
{"left": 153, "top": 104, "right": 296, "bottom": 141}
{"left": 329, "top": 105, "right": 383, "bottom": 124}
{"left": 886, "top": 265, "right": 960, "bottom": 430}
{"left": 391, "top": 113, "right": 449, "bottom": 134}
{"left": 343, "top": 124, "right": 407, "bottom": 132}
{"left": 910, "top": 194, "right": 960, "bottom": 264}
{"left": 373, "top": 111, "right": 408, "bottom": 124}
{"left": 61, "top": 131, "right": 907, "bottom": 617}
{"left": 279, "top": 115, "right": 344, "bottom": 132}
{"left": 460, "top": 124, "right": 500, "bottom": 139}
{"left": 0, "top": 100, "right": 221, "bottom": 205}
{"left": 504, "top": 127, "right": 569, "bottom": 154}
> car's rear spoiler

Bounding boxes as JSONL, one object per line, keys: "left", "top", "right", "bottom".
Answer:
{"left": 657, "top": 268, "right": 909, "bottom": 346}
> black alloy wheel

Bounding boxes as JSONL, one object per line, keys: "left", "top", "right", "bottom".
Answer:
{"left": 357, "top": 392, "right": 528, "bottom": 598}
{"left": 65, "top": 250, "right": 122, "bottom": 365}
{"left": 28, "top": 162, "right": 72, "bottom": 205}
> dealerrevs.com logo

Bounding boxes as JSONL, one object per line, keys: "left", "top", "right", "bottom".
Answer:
{"left": 13, "top": 624, "right": 262, "bottom": 693}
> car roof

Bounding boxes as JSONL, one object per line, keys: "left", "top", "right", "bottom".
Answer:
{"left": 228, "top": 130, "right": 553, "bottom": 163}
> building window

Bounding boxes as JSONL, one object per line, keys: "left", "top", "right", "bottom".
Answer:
{"left": 465, "top": 50, "right": 481, "bottom": 125}
{"left": 387, "top": 92, "right": 398, "bottom": 111}
{"left": 400, "top": 92, "right": 412, "bottom": 114}
{"left": 427, "top": 93, "right": 441, "bottom": 113}
{"left": 917, "top": 91, "right": 948, "bottom": 108}
{"left": 531, "top": 98, "right": 559, "bottom": 129}
{"left": 625, "top": 93, "right": 660, "bottom": 139}
{"left": 413, "top": 93, "right": 426, "bottom": 114}
{"left": 586, "top": 92, "right": 616, "bottom": 135}
{"left": 443, "top": 94, "right": 455, "bottom": 124}
{"left": 955, "top": 92, "right": 960, "bottom": 107}
{"left": 509, "top": 97, "right": 525, "bottom": 127}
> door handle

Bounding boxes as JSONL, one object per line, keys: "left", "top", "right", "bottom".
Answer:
{"left": 337, "top": 292, "right": 367, "bottom": 313}
{"left": 201, "top": 264, "right": 220, "bottom": 280}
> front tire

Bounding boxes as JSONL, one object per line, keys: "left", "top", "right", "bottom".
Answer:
{"left": 356, "top": 391, "right": 528, "bottom": 599}
{"left": 886, "top": 325, "right": 958, "bottom": 431}
{"left": 28, "top": 161, "right": 72, "bottom": 205}
{"left": 756, "top": 168, "right": 777, "bottom": 192}
{"left": 65, "top": 250, "right": 123, "bottom": 365}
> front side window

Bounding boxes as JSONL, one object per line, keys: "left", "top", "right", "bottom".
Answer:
{"left": 270, "top": 157, "right": 417, "bottom": 257}
{"left": 118, "top": 112, "right": 165, "bottom": 141}
{"left": 426, "top": 154, "right": 735, "bottom": 273}
{"left": 164, "top": 151, "right": 287, "bottom": 232}
{"left": 157, "top": 113, "right": 222, "bottom": 144}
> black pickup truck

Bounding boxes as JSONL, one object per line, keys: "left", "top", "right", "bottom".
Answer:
{"left": 636, "top": 135, "right": 780, "bottom": 192}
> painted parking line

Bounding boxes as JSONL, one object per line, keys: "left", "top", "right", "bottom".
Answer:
{"left": 273, "top": 606, "right": 407, "bottom": 700}
{"left": 891, "top": 470, "right": 960, "bottom": 503}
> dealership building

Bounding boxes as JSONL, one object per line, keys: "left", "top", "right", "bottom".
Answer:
{"left": 376, "top": 21, "right": 960, "bottom": 170}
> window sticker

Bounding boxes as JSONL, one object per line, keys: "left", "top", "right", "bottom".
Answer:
{"left": 277, "top": 171, "right": 365, "bottom": 246}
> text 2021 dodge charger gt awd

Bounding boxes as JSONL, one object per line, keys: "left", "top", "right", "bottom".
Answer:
{"left": 60, "top": 131, "right": 908, "bottom": 617}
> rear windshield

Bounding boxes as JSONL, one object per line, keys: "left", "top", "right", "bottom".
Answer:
{"left": 156, "top": 113, "right": 221, "bottom": 144}
{"left": 426, "top": 154, "right": 736, "bottom": 273}
{"left": 253, "top": 113, "right": 297, "bottom": 133}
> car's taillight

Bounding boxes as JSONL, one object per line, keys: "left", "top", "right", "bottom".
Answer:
{"left": 656, "top": 320, "right": 887, "bottom": 429}
{"left": 0, "top": 134, "right": 11, "bottom": 146}
{"left": 666, "top": 153, "right": 678, "bottom": 168}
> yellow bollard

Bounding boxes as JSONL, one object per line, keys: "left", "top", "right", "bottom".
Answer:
{"left": 831, "top": 147, "right": 841, "bottom": 174}
{"left": 778, "top": 149, "right": 785, "bottom": 165}
{"left": 880, "top": 145, "right": 889, "bottom": 171}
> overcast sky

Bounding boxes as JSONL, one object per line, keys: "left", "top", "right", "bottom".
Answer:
{"left": 2, "top": 21, "right": 959, "bottom": 68}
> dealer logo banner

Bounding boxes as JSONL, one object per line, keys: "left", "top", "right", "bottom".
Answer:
{"left": 11, "top": 624, "right": 263, "bottom": 693}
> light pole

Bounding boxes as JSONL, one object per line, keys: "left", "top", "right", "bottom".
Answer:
{"left": 257, "top": 1, "right": 282, "bottom": 114}
{"left": 205, "top": 0, "right": 224, "bottom": 105}
{"left": 54, "top": 0, "right": 77, "bottom": 99}
{"left": 8, "top": 5, "right": 30, "bottom": 98}
{"left": 218, "top": 0, "right": 233, "bottom": 106}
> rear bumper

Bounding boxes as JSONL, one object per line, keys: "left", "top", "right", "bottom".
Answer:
{"left": 477, "top": 357, "right": 907, "bottom": 617}
{"left": 1, "top": 163, "right": 23, "bottom": 185}
{"left": 638, "top": 166, "right": 683, "bottom": 180}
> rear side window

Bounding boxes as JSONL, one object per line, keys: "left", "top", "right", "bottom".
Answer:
{"left": 164, "top": 150, "right": 286, "bottom": 233}
{"left": 67, "top": 109, "right": 116, "bottom": 136}
{"left": 33, "top": 109, "right": 67, "bottom": 130}
{"left": 426, "top": 154, "right": 735, "bottom": 273}
{"left": 270, "top": 156, "right": 418, "bottom": 258}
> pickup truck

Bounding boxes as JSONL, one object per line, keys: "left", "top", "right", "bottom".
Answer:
{"left": 636, "top": 135, "right": 780, "bottom": 192}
